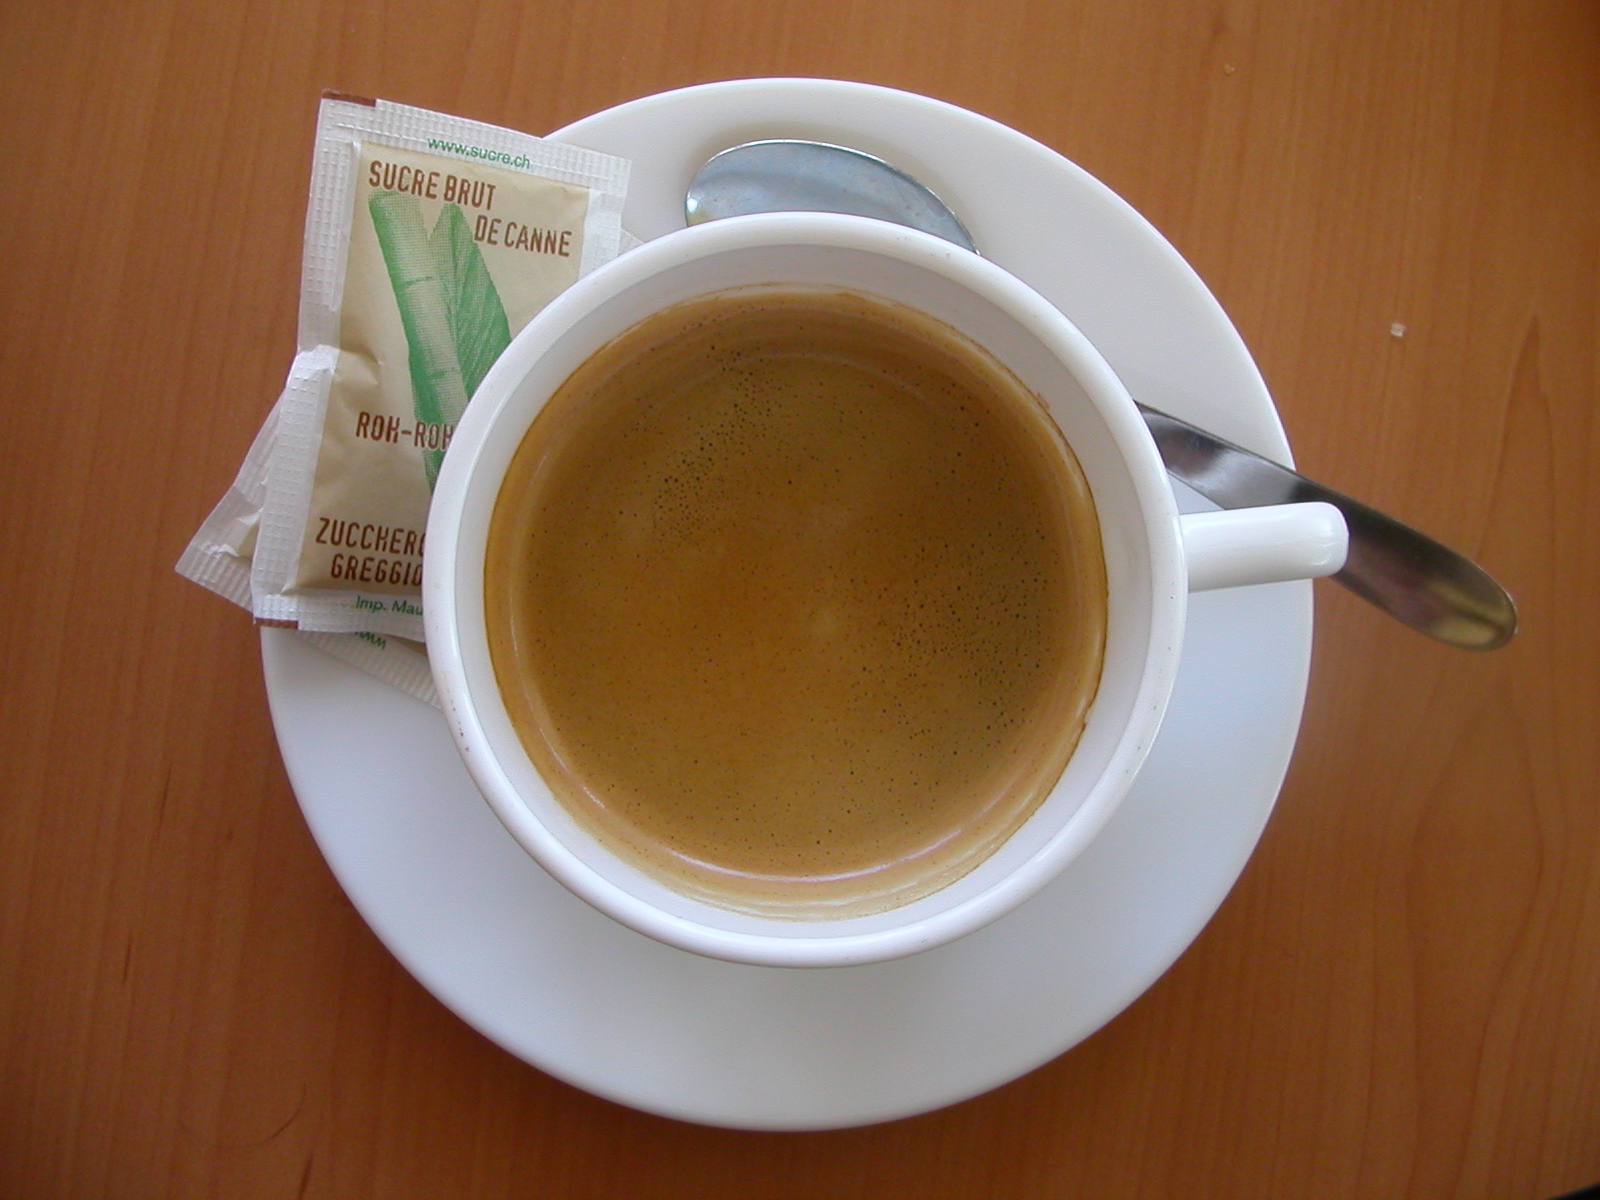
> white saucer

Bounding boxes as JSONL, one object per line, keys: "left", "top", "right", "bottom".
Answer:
{"left": 262, "top": 79, "right": 1312, "bottom": 1131}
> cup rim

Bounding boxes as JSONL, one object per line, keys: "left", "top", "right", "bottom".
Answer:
{"left": 424, "top": 212, "right": 1186, "bottom": 967}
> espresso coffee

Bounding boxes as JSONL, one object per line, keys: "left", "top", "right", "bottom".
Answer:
{"left": 484, "top": 288, "right": 1106, "bottom": 918}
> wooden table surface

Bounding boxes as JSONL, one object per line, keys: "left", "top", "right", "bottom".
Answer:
{"left": 3, "top": 1, "right": 1596, "bottom": 1196}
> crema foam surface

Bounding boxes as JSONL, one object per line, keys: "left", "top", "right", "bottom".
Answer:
{"left": 485, "top": 289, "right": 1106, "bottom": 918}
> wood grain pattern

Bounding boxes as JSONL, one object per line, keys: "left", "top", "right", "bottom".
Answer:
{"left": 1, "top": 0, "right": 1595, "bottom": 1196}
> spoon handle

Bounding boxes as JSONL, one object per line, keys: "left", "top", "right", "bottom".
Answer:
{"left": 1139, "top": 404, "right": 1517, "bottom": 649}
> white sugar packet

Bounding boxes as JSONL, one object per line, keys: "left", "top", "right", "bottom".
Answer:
{"left": 178, "top": 384, "right": 439, "bottom": 706}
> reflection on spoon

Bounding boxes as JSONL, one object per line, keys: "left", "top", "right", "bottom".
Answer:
{"left": 686, "top": 140, "right": 977, "bottom": 252}
{"left": 684, "top": 139, "right": 1516, "bottom": 650}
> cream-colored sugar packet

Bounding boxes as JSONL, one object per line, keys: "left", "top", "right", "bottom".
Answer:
{"left": 251, "top": 94, "right": 630, "bottom": 640}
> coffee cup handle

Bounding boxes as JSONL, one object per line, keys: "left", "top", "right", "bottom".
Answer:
{"left": 1179, "top": 501, "right": 1348, "bottom": 592}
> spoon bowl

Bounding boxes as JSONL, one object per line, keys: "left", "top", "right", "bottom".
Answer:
{"left": 687, "top": 140, "right": 977, "bottom": 253}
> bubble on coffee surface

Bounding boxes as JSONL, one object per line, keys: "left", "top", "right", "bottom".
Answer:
{"left": 485, "top": 289, "right": 1106, "bottom": 918}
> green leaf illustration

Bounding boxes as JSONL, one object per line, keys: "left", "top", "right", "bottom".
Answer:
{"left": 369, "top": 191, "right": 511, "bottom": 488}
{"left": 429, "top": 203, "right": 511, "bottom": 402}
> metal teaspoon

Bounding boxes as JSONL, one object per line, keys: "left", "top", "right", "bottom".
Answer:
{"left": 685, "top": 139, "right": 1517, "bottom": 650}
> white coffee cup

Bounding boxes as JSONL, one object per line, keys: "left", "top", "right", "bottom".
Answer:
{"left": 424, "top": 212, "right": 1345, "bottom": 968}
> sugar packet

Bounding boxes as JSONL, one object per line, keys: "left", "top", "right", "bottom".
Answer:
{"left": 250, "top": 94, "right": 630, "bottom": 640}
{"left": 178, "top": 93, "right": 632, "bottom": 702}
